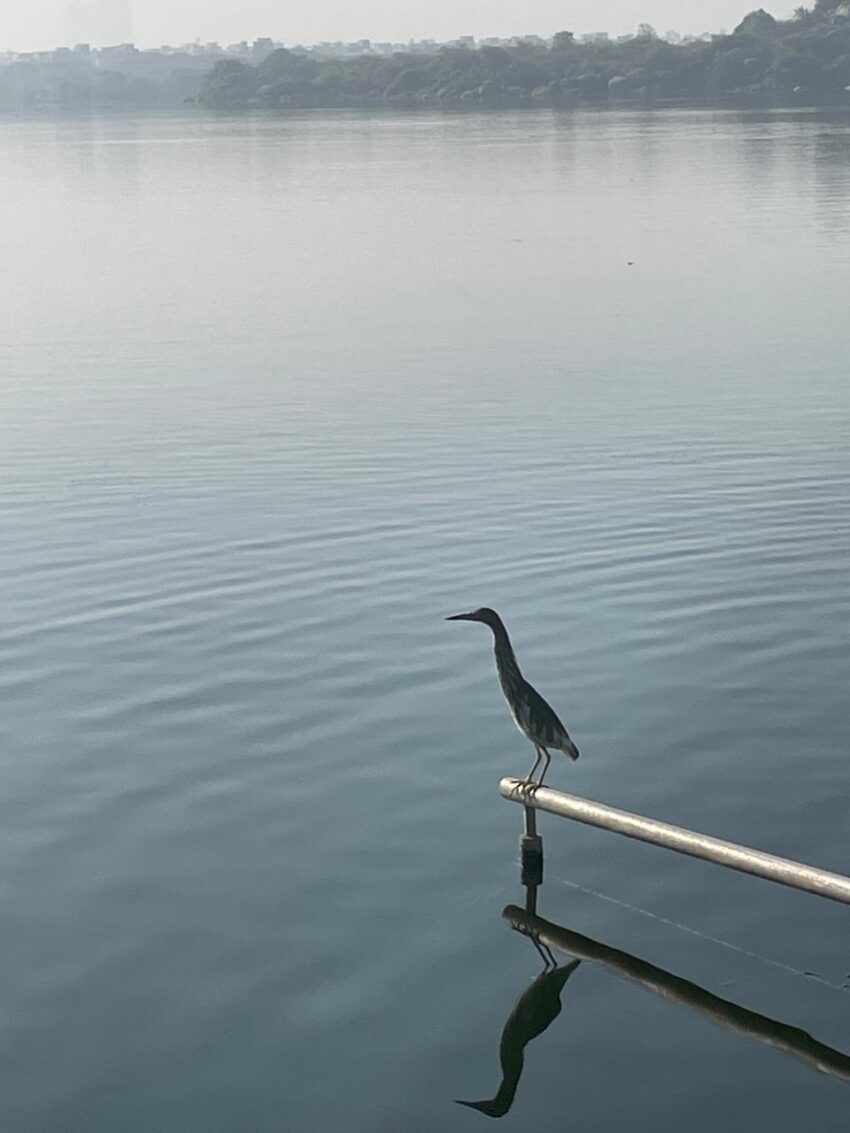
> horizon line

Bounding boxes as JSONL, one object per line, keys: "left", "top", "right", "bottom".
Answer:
{"left": 0, "top": 24, "right": 733, "bottom": 57}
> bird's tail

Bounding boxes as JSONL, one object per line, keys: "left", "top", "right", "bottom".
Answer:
{"left": 562, "top": 736, "right": 579, "bottom": 761}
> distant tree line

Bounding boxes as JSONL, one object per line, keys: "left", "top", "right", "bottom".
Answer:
{"left": 198, "top": 5, "right": 850, "bottom": 111}
{"left": 0, "top": 46, "right": 212, "bottom": 111}
{"left": 3, "top": 5, "right": 850, "bottom": 114}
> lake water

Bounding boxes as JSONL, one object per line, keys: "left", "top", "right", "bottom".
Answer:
{"left": 1, "top": 108, "right": 849, "bottom": 1131}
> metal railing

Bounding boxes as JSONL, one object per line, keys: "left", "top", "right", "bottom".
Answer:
{"left": 500, "top": 778, "right": 850, "bottom": 906}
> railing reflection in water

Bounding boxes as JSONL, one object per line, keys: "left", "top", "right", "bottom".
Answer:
{"left": 458, "top": 883, "right": 850, "bottom": 1118}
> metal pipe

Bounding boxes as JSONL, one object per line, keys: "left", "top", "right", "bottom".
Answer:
{"left": 504, "top": 905, "right": 850, "bottom": 1085}
{"left": 500, "top": 779, "right": 850, "bottom": 906}
{"left": 520, "top": 804, "right": 543, "bottom": 887}
{"left": 523, "top": 804, "right": 537, "bottom": 839}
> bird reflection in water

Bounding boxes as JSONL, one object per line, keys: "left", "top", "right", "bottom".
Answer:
{"left": 456, "top": 888, "right": 580, "bottom": 1119}
{"left": 458, "top": 883, "right": 850, "bottom": 1118}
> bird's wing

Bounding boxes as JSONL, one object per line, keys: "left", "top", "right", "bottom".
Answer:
{"left": 521, "top": 680, "right": 573, "bottom": 749}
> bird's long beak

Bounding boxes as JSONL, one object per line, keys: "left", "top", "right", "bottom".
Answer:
{"left": 446, "top": 612, "right": 475, "bottom": 621}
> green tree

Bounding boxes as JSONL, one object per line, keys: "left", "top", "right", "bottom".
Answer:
{"left": 734, "top": 9, "right": 779, "bottom": 36}
{"left": 257, "top": 48, "right": 318, "bottom": 84}
{"left": 198, "top": 59, "right": 257, "bottom": 109}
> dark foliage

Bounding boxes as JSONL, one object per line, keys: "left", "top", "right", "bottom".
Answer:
{"left": 198, "top": 9, "right": 850, "bottom": 111}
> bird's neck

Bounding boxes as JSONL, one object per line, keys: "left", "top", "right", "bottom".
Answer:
{"left": 491, "top": 623, "right": 523, "bottom": 687}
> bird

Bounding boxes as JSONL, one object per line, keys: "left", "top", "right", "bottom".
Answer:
{"left": 446, "top": 607, "right": 579, "bottom": 787}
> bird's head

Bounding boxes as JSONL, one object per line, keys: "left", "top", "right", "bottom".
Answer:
{"left": 446, "top": 606, "right": 501, "bottom": 628}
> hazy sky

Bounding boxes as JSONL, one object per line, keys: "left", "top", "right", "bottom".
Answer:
{"left": 1, "top": 1, "right": 797, "bottom": 52}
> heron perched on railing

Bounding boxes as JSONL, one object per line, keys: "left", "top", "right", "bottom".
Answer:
{"left": 446, "top": 607, "right": 579, "bottom": 786}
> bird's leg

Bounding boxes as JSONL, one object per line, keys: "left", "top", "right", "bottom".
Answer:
{"left": 530, "top": 934, "right": 555, "bottom": 972}
{"left": 536, "top": 748, "right": 552, "bottom": 787}
{"left": 526, "top": 746, "right": 542, "bottom": 783}
{"left": 521, "top": 745, "right": 544, "bottom": 791}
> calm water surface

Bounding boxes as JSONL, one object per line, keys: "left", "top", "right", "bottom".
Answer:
{"left": 0, "top": 109, "right": 849, "bottom": 1131}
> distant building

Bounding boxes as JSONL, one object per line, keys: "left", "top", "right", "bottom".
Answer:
{"left": 99, "top": 43, "right": 137, "bottom": 61}
{"left": 252, "top": 37, "right": 275, "bottom": 59}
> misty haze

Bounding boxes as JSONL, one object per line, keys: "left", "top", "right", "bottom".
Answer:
{"left": 1, "top": 2, "right": 849, "bottom": 1132}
